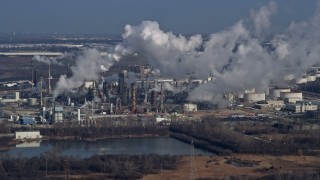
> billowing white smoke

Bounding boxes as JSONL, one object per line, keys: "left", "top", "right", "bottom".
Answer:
{"left": 53, "top": 1, "right": 320, "bottom": 106}
{"left": 118, "top": 21, "right": 203, "bottom": 76}
{"left": 250, "top": 1, "right": 277, "bottom": 36}
{"left": 114, "top": 2, "right": 320, "bottom": 105}
{"left": 33, "top": 55, "right": 63, "bottom": 66}
{"left": 53, "top": 49, "right": 117, "bottom": 98}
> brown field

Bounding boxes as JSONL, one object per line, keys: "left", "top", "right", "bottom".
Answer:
{"left": 143, "top": 154, "right": 320, "bottom": 180}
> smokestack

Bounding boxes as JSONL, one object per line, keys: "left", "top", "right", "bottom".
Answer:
{"left": 116, "top": 97, "right": 121, "bottom": 114}
{"left": 31, "top": 59, "right": 34, "bottom": 88}
{"left": 110, "top": 103, "right": 113, "bottom": 114}
{"left": 103, "top": 81, "right": 108, "bottom": 102}
{"left": 33, "top": 69, "right": 37, "bottom": 87}
{"left": 118, "top": 72, "right": 127, "bottom": 105}
{"left": 48, "top": 62, "right": 52, "bottom": 94}
{"left": 160, "top": 83, "right": 164, "bottom": 113}
{"left": 151, "top": 90, "right": 156, "bottom": 106}
{"left": 53, "top": 101, "right": 55, "bottom": 123}
{"left": 40, "top": 77, "right": 43, "bottom": 106}
{"left": 132, "top": 83, "right": 137, "bottom": 113}
{"left": 78, "top": 109, "right": 81, "bottom": 121}
{"left": 43, "top": 107, "right": 46, "bottom": 121}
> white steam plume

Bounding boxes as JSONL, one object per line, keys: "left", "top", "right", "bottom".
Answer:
{"left": 32, "top": 55, "right": 63, "bottom": 66}
{"left": 53, "top": 1, "right": 320, "bottom": 106}
{"left": 53, "top": 49, "right": 117, "bottom": 98}
{"left": 250, "top": 1, "right": 277, "bottom": 36}
{"left": 114, "top": 2, "right": 320, "bottom": 105}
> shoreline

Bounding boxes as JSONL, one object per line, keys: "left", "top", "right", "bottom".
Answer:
{"left": 46, "top": 134, "right": 170, "bottom": 141}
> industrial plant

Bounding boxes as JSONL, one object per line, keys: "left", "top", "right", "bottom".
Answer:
{"left": 2, "top": 1, "right": 320, "bottom": 179}
{"left": 2, "top": 49, "right": 320, "bottom": 126}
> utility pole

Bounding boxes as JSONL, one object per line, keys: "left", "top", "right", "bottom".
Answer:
{"left": 189, "top": 140, "right": 198, "bottom": 180}
{"left": 46, "top": 158, "right": 48, "bottom": 177}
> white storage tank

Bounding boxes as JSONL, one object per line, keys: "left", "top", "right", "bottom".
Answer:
{"left": 245, "top": 88, "right": 256, "bottom": 93}
{"left": 296, "top": 78, "right": 308, "bottom": 84}
{"left": 244, "top": 93, "right": 266, "bottom": 102}
{"left": 280, "top": 92, "right": 303, "bottom": 99}
{"left": 269, "top": 88, "right": 291, "bottom": 98}
{"left": 307, "top": 75, "right": 316, "bottom": 82}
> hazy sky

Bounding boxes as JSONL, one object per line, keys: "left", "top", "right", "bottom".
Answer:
{"left": 0, "top": 0, "right": 317, "bottom": 34}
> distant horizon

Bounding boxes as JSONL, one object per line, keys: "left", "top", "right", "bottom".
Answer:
{"left": 0, "top": 0, "right": 318, "bottom": 35}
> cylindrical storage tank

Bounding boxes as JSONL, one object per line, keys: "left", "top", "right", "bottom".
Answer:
{"left": 269, "top": 88, "right": 291, "bottom": 98}
{"left": 280, "top": 92, "right": 303, "bottom": 99}
{"left": 296, "top": 78, "right": 308, "bottom": 84}
{"left": 307, "top": 75, "right": 316, "bottom": 82}
{"left": 28, "top": 98, "right": 38, "bottom": 106}
{"left": 244, "top": 93, "right": 265, "bottom": 102}
{"left": 245, "top": 88, "right": 256, "bottom": 93}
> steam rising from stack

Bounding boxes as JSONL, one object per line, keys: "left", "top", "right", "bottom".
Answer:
{"left": 53, "top": 1, "right": 320, "bottom": 106}
{"left": 53, "top": 49, "right": 118, "bottom": 98}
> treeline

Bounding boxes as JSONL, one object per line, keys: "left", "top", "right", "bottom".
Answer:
{"left": 0, "top": 152, "right": 179, "bottom": 179}
{"left": 170, "top": 118, "right": 314, "bottom": 155}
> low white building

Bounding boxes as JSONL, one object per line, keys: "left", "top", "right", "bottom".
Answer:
{"left": 155, "top": 117, "right": 171, "bottom": 123}
{"left": 267, "top": 100, "right": 285, "bottom": 106}
{"left": 0, "top": 92, "right": 20, "bottom": 103}
{"left": 15, "top": 131, "right": 42, "bottom": 140}
{"left": 285, "top": 102, "right": 318, "bottom": 113}
{"left": 255, "top": 100, "right": 285, "bottom": 111}
{"left": 183, "top": 103, "right": 197, "bottom": 112}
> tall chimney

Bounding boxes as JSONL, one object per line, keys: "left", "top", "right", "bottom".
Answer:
{"left": 48, "top": 62, "right": 52, "bottom": 94}
{"left": 132, "top": 83, "right": 137, "bottom": 114}
{"left": 43, "top": 107, "right": 46, "bottom": 121}
{"left": 78, "top": 109, "right": 81, "bottom": 121}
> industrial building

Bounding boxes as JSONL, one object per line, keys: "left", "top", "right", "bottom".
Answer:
{"left": 183, "top": 103, "right": 197, "bottom": 112}
{"left": 0, "top": 92, "right": 20, "bottom": 103}
{"left": 244, "top": 93, "right": 266, "bottom": 102}
{"left": 19, "top": 116, "right": 35, "bottom": 125}
{"left": 15, "top": 131, "right": 42, "bottom": 140}
{"left": 285, "top": 102, "right": 318, "bottom": 113}
{"left": 53, "top": 106, "right": 63, "bottom": 123}
{"left": 255, "top": 100, "right": 285, "bottom": 111}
